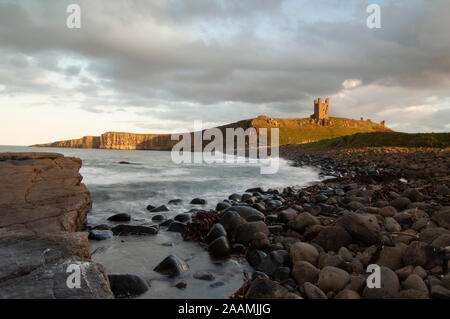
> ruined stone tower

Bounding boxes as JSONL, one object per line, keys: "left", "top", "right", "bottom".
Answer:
{"left": 311, "top": 97, "right": 330, "bottom": 125}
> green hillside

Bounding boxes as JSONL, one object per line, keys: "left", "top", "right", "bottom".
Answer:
{"left": 248, "top": 116, "right": 391, "bottom": 146}
{"left": 291, "top": 132, "right": 450, "bottom": 150}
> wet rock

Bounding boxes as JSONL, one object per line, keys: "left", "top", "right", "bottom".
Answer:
{"left": 338, "top": 247, "right": 354, "bottom": 262}
{"left": 313, "top": 226, "right": 352, "bottom": 252}
{"left": 319, "top": 254, "right": 347, "bottom": 271}
{"left": 205, "top": 223, "right": 227, "bottom": 244}
{"left": 269, "top": 250, "right": 289, "bottom": 266}
{"left": 402, "top": 188, "right": 424, "bottom": 202}
{"left": 149, "top": 205, "right": 169, "bottom": 213}
{"left": 154, "top": 254, "right": 189, "bottom": 277}
{"left": 246, "top": 250, "right": 279, "bottom": 276}
{"left": 245, "top": 278, "right": 288, "bottom": 299}
{"left": 216, "top": 201, "right": 231, "bottom": 211}
{"left": 419, "top": 227, "right": 450, "bottom": 244}
{"left": 289, "top": 212, "right": 319, "bottom": 233}
{"left": 234, "top": 221, "right": 269, "bottom": 243}
{"left": 273, "top": 267, "right": 291, "bottom": 282}
{"left": 167, "top": 221, "right": 186, "bottom": 233}
{"left": 108, "top": 274, "right": 149, "bottom": 298}
{"left": 193, "top": 271, "right": 215, "bottom": 281}
{"left": 412, "top": 266, "right": 427, "bottom": 279}
{"left": 168, "top": 199, "right": 183, "bottom": 205}
{"left": 433, "top": 209, "right": 450, "bottom": 229}
{"left": 303, "top": 224, "right": 325, "bottom": 241}
{"left": 341, "top": 212, "right": 381, "bottom": 245}
{"left": 93, "top": 224, "right": 110, "bottom": 230}
{"left": 431, "top": 234, "right": 450, "bottom": 248}
{"left": 229, "top": 193, "right": 242, "bottom": 201}
{"left": 385, "top": 217, "right": 401, "bottom": 233}
{"left": 175, "top": 281, "right": 187, "bottom": 289}
{"left": 152, "top": 214, "right": 166, "bottom": 221}
{"left": 376, "top": 244, "right": 407, "bottom": 270}
{"left": 402, "top": 241, "right": 443, "bottom": 269}
{"left": 347, "top": 201, "right": 364, "bottom": 211}
{"left": 89, "top": 230, "right": 113, "bottom": 241}
{"left": 396, "top": 289, "right": 429, "bottom": 299}
{"left": 357, "top": 245, "right": 378, "bottom": 266}
{"left": 208, "top": 236, "right": 231, "bottom": 258}
{"left": 111, "top": 225, "right": 158, "bottom": 236}
{"left": 251, "top": 232, "right": 270, "bottom": 250}
{"left": 317, "top": 266, "right": 350, "bottom": 293}
{"left": 429, "top": 278, "right": 450, "bottom": 299}
{"left": 391, "top": 197, "right": 411, "bottom": 211}
{"left": 174, "top": 213, "right": 190, "bottom": 223}
{"left": 290, "top": 242, "right": 319, "bottom": 266}
{"left": 219, "top": 211, "right": 247, "bottom": 234}
{"left": 160, "top": 219, "right": 173, "bottom": 227}
{"left": 278, "top": 208, "right": 298, "bottom": 223}
{"left": 362, "top": 266, "right": 400, "bottom": 299}
{"left": 228, "top": 206, "right": 265, "bottom": 222}
{"left": 335, "top": 289, "right": 361, "bottom": 299}
{"left": 107, "top": 213, "right": 131, "bottom": 222}
{"left": 191, "top": 198, "right": 207, "bottom": 205}
{"left": 403, "top": 274, "right": 428, "bottom": 293}
{"left": 379, "top": 206, "right": 397, "bottom": 217}
{"left": 292, "top": 261, "right": 319, "bottom": 285}
{"left": 303, "top": 282, "right": 327, "bottom": 299}
{"left": 146, "top": 205, "right": 155, "bottom": 211}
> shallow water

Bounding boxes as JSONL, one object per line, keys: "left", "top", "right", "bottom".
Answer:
{"left": 0, "top": 145, "right": 320, "bottom": 298}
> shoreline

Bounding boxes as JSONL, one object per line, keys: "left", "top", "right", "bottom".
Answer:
{"left": 1, "top": 148, "right": 449, "bottom": 299}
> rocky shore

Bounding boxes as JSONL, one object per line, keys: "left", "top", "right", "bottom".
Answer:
{"left": 0, "top": 152, "right": 114, "bottom": 298}
{"left": 177, "top": 147, "right": 450, "bottom": 299}
{"left": 1, "top": 148, "right": 449, "bottom": 299}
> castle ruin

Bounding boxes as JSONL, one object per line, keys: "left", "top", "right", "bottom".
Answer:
{"left": 310, "top": 97, "right": 330, "bottom": 126}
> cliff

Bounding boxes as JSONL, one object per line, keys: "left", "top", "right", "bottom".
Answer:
{"left": 33, "top": 116, "right": 392, "bottom": 151}
{"left": 0, "top": 152, "right": 113, "bottom": 298}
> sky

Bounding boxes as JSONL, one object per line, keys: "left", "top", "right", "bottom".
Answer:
{"left": 0, "top": 0, "right": 449, "bottom": 145}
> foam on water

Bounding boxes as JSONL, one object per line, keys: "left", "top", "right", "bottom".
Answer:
{"left": 0, "top": 145, "right": 320, "bottom": 298}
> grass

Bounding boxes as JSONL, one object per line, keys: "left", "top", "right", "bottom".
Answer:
{"left": 292, "top": 132, "right": 450, "bottom": 150}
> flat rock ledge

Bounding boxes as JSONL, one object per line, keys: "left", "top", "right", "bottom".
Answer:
{"left": 0, "top": 152, "right": 113, "bottom": 299}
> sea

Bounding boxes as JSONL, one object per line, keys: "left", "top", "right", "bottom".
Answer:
{"left": 0, "top": 145, "right": 321, "bottom": 298}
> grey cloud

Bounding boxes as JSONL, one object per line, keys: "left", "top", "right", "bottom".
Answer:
{"left": 0, "top": 0, "right": 449, "bottom": 133}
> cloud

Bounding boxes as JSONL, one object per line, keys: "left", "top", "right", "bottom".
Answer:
{"left": 0, "top": 0, "right": 449, "bottom": 145}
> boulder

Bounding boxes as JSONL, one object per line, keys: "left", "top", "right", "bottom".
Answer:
{"left": 108, "top": 274, "right": 149, "bottom": 298}
{"left": 362, "top": 266, "right": 400, "bottom": 299}
{"left": 317, "top": 266, "right": 350, "bottom": 293}
{"left": 111, "top": 225, "right": 158, "bottom": 236}
{"left": 341, "top": 212, "right": 381, "bottom": 245}
{"left": 107, "top": 213, "right": 131, "bottom": 222}
{"left": 234, "top": 221, "right": 269, "bottom": 243}
{"left": 292, "top": 261, "right": 319, "bottom": 285}
{"left": 289, "top": 213, "right": 319, "bottom": 233}
{"left": 313, "top": 226, "right": 352, "bottom": 252}
{"left": 153, "top": 254, "right": 189, "bottom": 277}
{"left": 303, "top": 282, "right": 327, "bottom": 299}
{"left": 208, "top": 236, "right": 231, "bottom": 258}
{"left": 205, "top": 223, "right": 227, "bottom": 244}
{"left": 245, "top": 278, "right": 288, "bottom": 299}
{"left": 88, "top": 229, "right": 113, "bottom": 241}
{"left": 433, "top": 209, "right": 450, "bottom": 229}
{"left": 391, "top": 197, "right": 411, "bottom": 211}
{"left": 290, "top": 242, "right": 319, "bottom": 266}
{"left": 228, "top": 206, "right": 265, "bottom": 221}
{"left": 191, "top": 198, "right": 207, "bottom": 205}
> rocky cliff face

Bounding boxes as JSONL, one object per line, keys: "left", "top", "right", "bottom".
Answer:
{"left": 33, "top": 116, "right": 392, "bottom": 151}
{"left": 0, "top": 152, "right": 113, "bottom": 299}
